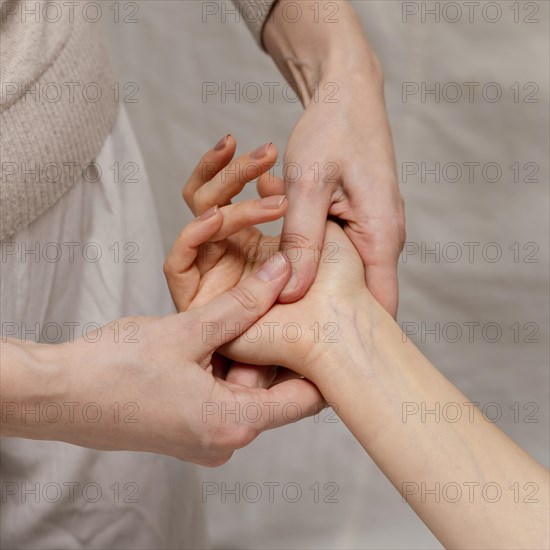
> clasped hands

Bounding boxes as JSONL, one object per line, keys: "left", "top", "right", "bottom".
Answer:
{"left": 50, "top": 137, "right": 382, "bottom": 467}
{"left": 161, "top": 136, "right": 378, "bottom": 463}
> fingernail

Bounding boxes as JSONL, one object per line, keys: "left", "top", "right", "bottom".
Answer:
{"left": 197, "top": 206, "right": 218, "bottom": 221}
{"left": 258, "top": 195, "right": 286, "bottom": 209}
{"left": 214, "top": 134, "right": 230, "bottom": 151}
{"left": 255, "top": 253, "right": 287, "bottom": 282}
{"left": 282, "top": 269, "right": 298, "bottom": 294}
{"left": 250, "top": 142, "right": 272, "bottom": 160}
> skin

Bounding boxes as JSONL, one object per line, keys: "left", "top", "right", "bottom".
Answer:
{"left": 0, "top": 0, "right": 403, "bottom": 470}
{"left": 165, "top": 142, "right": 549, "bottom": 549}
{"left": 0, "top": 206, "right": 325, "bottom": 466}
{"left": 263, "top": 0, "right": 405, "bottom": 315}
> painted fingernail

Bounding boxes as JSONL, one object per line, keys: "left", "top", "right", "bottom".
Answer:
{"left": 258, "top": 195, "right": 286, "bottom": 209}
{"left": 197, "top": 206, "right": 218, "bottom": 221}
{"left": 282, "top": 268, "right": 298, "bottom": 293}
{"left": 255, "top": 253, "right": 287, "bottom": 282}
{"left": 214, "top": 134, "right": 230, "bottom": 151}
{"left": 250, "top": 142, "right": 272, "bottom": 160}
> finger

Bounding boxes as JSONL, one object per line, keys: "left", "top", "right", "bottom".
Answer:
{"left": 194, "top": 252, "right": 291, "bottom": 353}
{"left": 257, "top": 172, "right": 285, "bottom": 198}
{"left": 344, "top": 224, "right": 401, "bottom": 318}
{"left": 185, "top": 196, "right": 286, "bottom": 279}
{"left": 193, "top": 143, "right": 279, "bottom": 215}
{"left": 209, "top": 195, "right": 287, "bottom": 242}
{"left": 272, "top": 367, "right": 303, "bottom": 384}
{"left": 251, "top": 378, "right": 325, "bottom": 433}
{"left": 183, "top": 134, "right": 237, "bottom": 213}
{"left": 163, "top": 206, "right": 223, "bottom": 311}
{"left": 211, "top": 352, "right": 230, "bottom": 379}
{"left": 278, "top": 182, "right": 333, "bottom": 303}
{"left": 225, "top": 363, "right": 278, "bottom": 389}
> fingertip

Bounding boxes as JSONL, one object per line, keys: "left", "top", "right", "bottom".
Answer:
{"left": 249, "top": 142, "right": 278, "bottom": 165}
{"left": 267, "top": 142, "right": 278, "bottom": 159}
{"left": 257, "top": 195, "right": 287, "bottom": 210}
{"left": 254, "top": 252, "right": 290, "bottom": 284}
{"left": 277, "top": 267, "right": 311, "bottom": 303}
{"left": 213, "top": 134, "right": 231, "bottom": 151}
{"left": 196, "top": 205, "right": 220, "bottom": 221}
{"left": 257, "top": 173, "right": 286, "bottom": 198}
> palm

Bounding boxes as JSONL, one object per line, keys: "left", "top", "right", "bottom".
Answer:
{"left": 188, "top": 229, "right": 280, "bottom": 310}
{"left": 220, "top": 222, "right": 367, "bottom": 374}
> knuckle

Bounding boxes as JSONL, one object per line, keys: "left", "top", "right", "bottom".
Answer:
{"left": 280, "top": 231, "right": 311, "bottom": 252}
{"left": 204, "top": 451, "right": 233, "bottom": 468}
{"left": 162, "top": 259, "right": 173, "bottom": 278}
{"left": 182, "top": 186, "right": 194, "bottom": 209}
{"left": 234, "top": 423, "right": 258, "bottom": 449}
{"left": 192, "top": 188, "right": 206, "bottom": 212}
{"left": 200, "top": 451, "right": 234, "bottom": 468}
{"left": 219, "top": 422, "right": 257, "bottom": 451}
{"left": 397, "top": 221, "right": 407, "bottom": 251}
{"left": 228, "top": 285, "right": 259, "bottom": 314}
{"left": 205, "top": 419, "right": 253, "bottom": 454}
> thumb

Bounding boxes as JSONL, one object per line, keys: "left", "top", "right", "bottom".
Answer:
{"left": 278, "top": 182, "right": 333, "bottom": 303}
{"left": 195, "top": 253, "right": 291, "bottom": 353}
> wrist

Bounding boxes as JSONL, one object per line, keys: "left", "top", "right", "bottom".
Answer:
{"left": 301, "top": 291, "right": 378, "bottom": 385}
{"left": 264, "top": 0, "right": 383, "bottom": 99}
{"left": 303, "top": 292, "right": 403, "bottom": 415}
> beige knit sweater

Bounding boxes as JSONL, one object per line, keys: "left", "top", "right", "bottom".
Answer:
{"left": 0, "top": 0, "right": 276, "bottom": 241}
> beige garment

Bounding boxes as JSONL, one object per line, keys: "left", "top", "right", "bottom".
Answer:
{"left": 0, "top": 106, "right": 207, "bottom": 549}
{"left": 0, "top": 0, "right": 276, "bottom": 240}
{"left": 0, "top": 3, "right": 118, "bottom": 241}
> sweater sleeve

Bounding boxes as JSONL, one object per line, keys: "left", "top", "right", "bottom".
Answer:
{"left": 231, "top": 0, "right": 278, "bottom": 49}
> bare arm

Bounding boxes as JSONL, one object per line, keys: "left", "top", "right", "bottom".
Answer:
{"left": 1, "top": 239, "right": 323, "bottom": 465}
{"left": 164, "top": 154, "right": 549, "bottom": 548}
{"left": 313, "top": 293, "right": 549, "bottom": 549}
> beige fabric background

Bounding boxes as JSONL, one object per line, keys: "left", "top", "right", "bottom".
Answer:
{"left": 103, "top": 1, "right": 549, "bottom": 548}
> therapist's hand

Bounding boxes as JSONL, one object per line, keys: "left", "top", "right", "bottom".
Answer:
{"left": 278, "top": 81, "right": 405, "bottom": 316}
{"left": 263, "top": 0, "right": 406, "bottom": 316}
{"left": 9, "top": 256, "right": 323, "bottom": 466}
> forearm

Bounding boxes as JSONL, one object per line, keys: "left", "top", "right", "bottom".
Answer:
{"left": 263, "top": 0, "right": 382, "bottom": 103}
{"left": 315, "top": 295, "right": 549, "bottom": 549}
{"left": 1, "top": 334, "right": 150, "bottom": 453}
{"left": 0, "top": 338, "right": 69, "bottom": 439}
{"left": 1, "top": 336, "right": 132, "bottom": 451}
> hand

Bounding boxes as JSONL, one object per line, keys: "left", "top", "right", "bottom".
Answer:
{"left": 24, "top": 256, "right": 323, "bottom": 466}
{"left": 167, "top": 134, "right": 284, "bottom": 311}
{"left": 262, "top": 0, "right": 405, "bottom": 316}
{"left": 164, "top": 136, "right": 370, "bottom": 381}
{"left": 167, "top": 211, "right": 368, "bottom": 382}
{"left": 278, "top": 71, "right": 405, "bottom": 316}
{"left": 167, "top": 135, "right": 298, "bottom": 387}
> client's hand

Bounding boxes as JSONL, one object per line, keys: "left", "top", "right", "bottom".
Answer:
{"left": 166, "top": 136, "right": 299, "bottom": 387}
{"left": 165, "top": 135, "right": 283, "bottom": 311}
{"left": 167, "top": 216, "right": 366, "bottom": 381}
{"left": 163, "top": 137, "right": 370, "bottom": 381}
